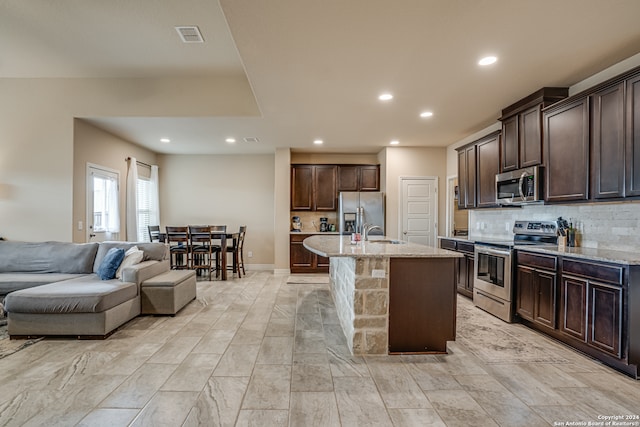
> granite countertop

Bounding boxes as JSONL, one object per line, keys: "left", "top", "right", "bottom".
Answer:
{"left": 439, "top": 234, "right": 640, "bottom": 265}
{"left": 515, "top": 245, "right": 640, "bottom": 266}
{"left": 303, "top": 235, "right": 463, "bottom": 259}
{"left": 290, "top": 231, "right": 341, "bottom": 235}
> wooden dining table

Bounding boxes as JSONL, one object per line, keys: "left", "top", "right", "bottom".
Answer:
{"left": 159, "top": 230, "right": 239, "bottom": 281}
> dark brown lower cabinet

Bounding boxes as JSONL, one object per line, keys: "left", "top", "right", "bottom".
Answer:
{"left": 439, "top": 239, "right": 474, "bottom": 298}
{"left": 290, "top": 234, "right": 329, "bottom": 273}
{"left": 561, "top": 275, "right": 623, "bottom": 358}
{"left": 515, "top": 252, "right": 557, "bottom": 331}
{"left": 560, "top": 276, "right": 588, "bottom": 341}
{"left": 316, "top": 253, "right": 330, "bottom": 269}
{"left": 516, "top": 266, "right": 536, "bottom": 320}
{"left": 588, "top": 282, "right": 622, "bottom": 357}
{"left": 535, "top": 271, "right": 556, "bottom": 328}
{"left": 516, "top": 253, "right": 637, "bottom": 378}
{"left": 388, "top": 258, "right": 456, "bottom": 353}
{"left": 457, "top": 255, "right": 474, "bottom": 298}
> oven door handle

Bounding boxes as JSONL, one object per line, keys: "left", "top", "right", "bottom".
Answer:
{"left": 476, "top": 247, "right": 511, "bottom": 257}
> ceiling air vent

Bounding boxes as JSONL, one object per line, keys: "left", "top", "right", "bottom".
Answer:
{"left": 243, "top": 137, "right": 260, "bottom": 143}
{"left": 175, "top": 26, "right": 204, "bottom": 43}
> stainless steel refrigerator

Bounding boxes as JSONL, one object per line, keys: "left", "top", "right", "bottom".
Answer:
{"left": 338, "top": 191, "right": 385, "bottom": 235}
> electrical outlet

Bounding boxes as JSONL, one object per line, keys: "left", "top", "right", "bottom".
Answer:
{"left": 505, "top": 222, "right": 510, "bottom": 232}
{"left": 78, "top": 220, "right": 83, "bottom": 231}
{"left": 248, "top": 251, "right": 253, "bottom": 258}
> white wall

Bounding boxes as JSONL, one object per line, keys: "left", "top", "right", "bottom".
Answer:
{"left": 381, "top": 146, "right": 448, "bottom": 239}
{"left": 158, "top": 154, "right": 275, "bottom": 267}
{"left": 73, "top": 119, "right": 158, "bottom": 243}
{"left": 274, "top": 148, "right": 291, "bottom": 272}
{"left": 0, "top": 76, "right": 257, "bottom": 242}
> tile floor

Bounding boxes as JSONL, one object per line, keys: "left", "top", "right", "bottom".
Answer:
{"left": 0, "top": 271, "right": 639, "bottom": 426}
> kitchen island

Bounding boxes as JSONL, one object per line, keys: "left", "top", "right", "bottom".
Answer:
{"left": 303, "top": 235, "right": 462, "bottom": 355}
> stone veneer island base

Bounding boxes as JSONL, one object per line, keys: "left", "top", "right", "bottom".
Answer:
{"left": 304, "top": 235, "right": 462, "bottom": 355}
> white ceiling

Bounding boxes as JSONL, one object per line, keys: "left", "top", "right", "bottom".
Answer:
{"left": 3, "top": 0, "right": 640, "bottom": 155}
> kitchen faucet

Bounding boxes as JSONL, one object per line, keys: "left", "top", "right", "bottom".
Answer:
{"left": 363, "top": 224, "right": 382, "bottom": 241}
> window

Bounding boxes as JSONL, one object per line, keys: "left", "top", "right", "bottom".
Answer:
{"left": 137, "top": 177, "right": 152, "bottom": 242}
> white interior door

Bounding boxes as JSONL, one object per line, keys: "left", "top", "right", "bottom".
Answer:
{"left": 87, "top": 164, "right": 120, "bottom": 242}
{"left": 399, "top": 177, "right": 438, "bottom": 246}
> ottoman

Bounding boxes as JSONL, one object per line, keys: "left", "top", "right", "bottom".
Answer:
{"left": 140, "top": 270, "right": 196, "bottom": 315}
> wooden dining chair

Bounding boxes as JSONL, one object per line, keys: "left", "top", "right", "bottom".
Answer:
{"left": 148, "top": 225, "right": 161, "bottom": 242}
{"left": 209, "top": 225, "right": 227, "bottom": 278}
{"left": 165, "top": 226, "right": 190, "bottom": 270}
{"left": 226, "top": 225, "right": 247, "bottom": 278}
{"left": 188, "top": 225, "right": 215, "bottom": 280}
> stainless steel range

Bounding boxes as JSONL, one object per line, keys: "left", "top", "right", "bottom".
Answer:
{"left": 473, "top": 220, "right": 558, "bottom": 322}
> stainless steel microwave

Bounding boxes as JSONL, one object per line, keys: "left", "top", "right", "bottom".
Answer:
{"left": 495, "top": 166, "right": 543, "bottom": 205}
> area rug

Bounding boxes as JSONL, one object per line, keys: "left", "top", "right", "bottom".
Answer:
{"left": 456, "top": 298, "right": 569, "bottom": 364}
{"left": 286, "top": 275, "right": 330, "bottom": 284}
{"left": 0, "top": 302, "right": 43, "bottom": 359}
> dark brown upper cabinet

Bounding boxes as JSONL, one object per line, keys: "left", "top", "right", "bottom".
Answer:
{"left": 291, "top": 164, "right": 337, "bottom": 211}
{"left": 291, "top": 165, "right": 314, "bottom": 210}
{"left": 337, "top": 165, "right": 380, "bottom": 192}
{"left": 456, "top": 131, "right": 500, "bottom": 210}
{"left": 500, "top": 88, "right": 568, "bottom": 172}
{"left": 544, "top": 98, "right": 590, "bottom": 203}
{"left": 541, "top": 65, "right": 640, "bottom": 204}
{"left": 626, "top": 73, "right": 640, "bottom": 197}
{"left": 475, "top": 131, "right": 501, "bottom": 208}
{"left": 456, "top": 144, "right": 476, "bottom": 209}
{"left": 591, "top": 83, "right": 625, "bottom": 199}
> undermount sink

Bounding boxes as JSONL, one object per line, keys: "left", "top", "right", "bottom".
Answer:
{"left": 368, "top": 239, "right": 406, "bottom": 244}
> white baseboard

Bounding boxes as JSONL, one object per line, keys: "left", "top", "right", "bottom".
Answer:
{"left": 273, "top": 268, "right": 291, "bottom": 275}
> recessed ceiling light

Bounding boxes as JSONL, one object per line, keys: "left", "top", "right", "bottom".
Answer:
{"left": 420, "top": 111, "right": 434, "bottom": 118}
{"left": 378, "top": 93, "right": 393, "bottom": 101}
{"left": 478, "top": 56, "right": 497, "bottom": 66}
{"left": 160, "top": 138, "right": 170, "bottom": 143}
{"left": 390, "top": 140, "right": 399, "bottom": 145}
{"left": 225, "top": 138, "right": 236, "bottom": 143}
{"left": 313, "top": 139, "right": 324, "bottom": 145}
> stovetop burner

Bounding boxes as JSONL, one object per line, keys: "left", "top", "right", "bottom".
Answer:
{"left": 475, "top": 220, "right": 559, "bottom": 249}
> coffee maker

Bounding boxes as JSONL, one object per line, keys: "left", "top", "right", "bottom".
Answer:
{"left": 291, "top": 216, "right": 302, "bottom": 232}
{"left": 319, "top": 217, "right": 328, "bottom": 232}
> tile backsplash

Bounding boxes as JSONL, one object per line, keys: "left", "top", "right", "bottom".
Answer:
{"left": 290, "top": 211, "right": 338, "bottom": 232}
{"left": 469, "top": 201, "right": 640, "bottom": 252}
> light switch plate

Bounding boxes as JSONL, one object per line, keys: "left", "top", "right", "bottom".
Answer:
{"left": 372, "top": 269, "right": 386, "bottom": 278}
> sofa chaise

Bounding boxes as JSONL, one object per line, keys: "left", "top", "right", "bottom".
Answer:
{"left": 0, "top": 240, "right": 186, "bottom": 338}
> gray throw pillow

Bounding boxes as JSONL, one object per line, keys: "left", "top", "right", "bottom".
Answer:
{"left": 96, "top": 248, "right": 126, "bottom": 280}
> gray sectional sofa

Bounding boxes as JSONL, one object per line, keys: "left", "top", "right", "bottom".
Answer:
{"left": 0, "top": 241, "right": 171, "bottom": 338}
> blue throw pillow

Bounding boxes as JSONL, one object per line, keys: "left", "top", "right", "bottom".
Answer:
{"left": 96, "top": 247, "right": 126, "bottom": 280}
